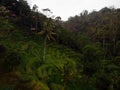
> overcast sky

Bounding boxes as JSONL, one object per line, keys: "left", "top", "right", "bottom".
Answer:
{"left": 27, "top": 0, "right": 120, "bottom": 21}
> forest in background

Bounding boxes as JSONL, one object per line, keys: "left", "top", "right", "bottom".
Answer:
{"left": 0, "top": 0, "right": 120, "bottom": 90}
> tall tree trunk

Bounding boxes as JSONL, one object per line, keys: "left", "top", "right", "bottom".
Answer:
{"left": 43, "top": 37, "right": 47, "bottom": 62}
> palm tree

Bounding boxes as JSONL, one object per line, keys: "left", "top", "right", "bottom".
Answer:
{"left": 37, "top": 18, "right": 56, "bottom": 62}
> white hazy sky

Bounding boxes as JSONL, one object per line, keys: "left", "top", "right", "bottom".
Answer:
{"left": 27, "top": 0, "right": 120, "bottom": 21}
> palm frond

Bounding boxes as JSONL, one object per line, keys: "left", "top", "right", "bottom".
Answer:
{"left": 37, "top": 31, "right": 45, "bottom": 35}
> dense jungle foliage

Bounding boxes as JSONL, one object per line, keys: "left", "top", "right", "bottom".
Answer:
{"left": 0, "top": 0, "right": 120, "bottom": 90}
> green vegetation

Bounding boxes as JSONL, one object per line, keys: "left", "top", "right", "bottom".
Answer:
{"left": 0, "top": 0, "right": 120, "bottom": 90}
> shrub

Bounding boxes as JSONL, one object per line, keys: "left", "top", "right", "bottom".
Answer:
{"left": 4, "top": 52, "right": 21, "bottom": 71}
